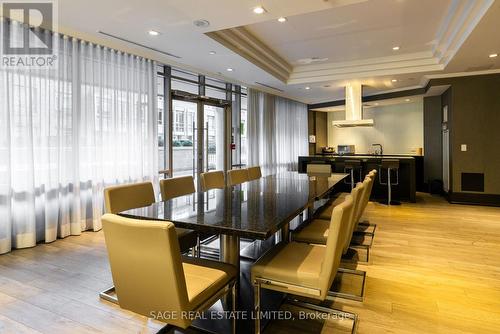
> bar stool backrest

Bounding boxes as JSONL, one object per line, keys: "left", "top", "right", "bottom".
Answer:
{"left": 307, "top": 163, "right": 332, "bottom": 174}
{"left": 160, "top": 176, "right": 196, "bottom": 201}
{"left": 200, "top": 171, "right": 225, "bottom": 191}
{"left": 104, "top": 182, "right": 155, "bottom": 214}
{"left": 102, "top": 214, "right": 191, "bottom": 328}
{"left": 320, "top": 195, "right": 354, "bottom": 297}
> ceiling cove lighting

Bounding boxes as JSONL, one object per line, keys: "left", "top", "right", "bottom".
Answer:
{"left": 392, "top": 46, "right": 400, "bottom": 51}
{"left": 489, "top": 53, "right": 498, "bottom": 58}
{"left": 278, "top": 17, "right": 287, "bottom": 23}
{"left": 148, "top": 30, "right": 160, "bottom": 36}
{"left": 226, "top": 68, "right": 234, "bottom": 72}
{"left": 253, "top": 6, "right": 266, "bottom": 14}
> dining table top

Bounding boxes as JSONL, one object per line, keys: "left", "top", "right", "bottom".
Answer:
{"left": 118, "top": 171, "right": 348, "bottom": 240}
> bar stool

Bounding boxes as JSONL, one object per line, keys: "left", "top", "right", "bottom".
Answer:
{"left": 379, "top": 159, "right": 400, "bottom": 205}
{"left": 344, "top": 159, "right": 362, "bottom": 190}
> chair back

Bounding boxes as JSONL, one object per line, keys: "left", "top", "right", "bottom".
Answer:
{"left": 356, "top": 175, "right": 375, "bottom": 222}
{"left": 227, "top": 169, "right": 249, "bottom": 186}
{"left": 319, "top": 195, "right": 354, "bottom": 298}
{"left": 160, "top": 176, "right": 196, "bottom": 201}
{"left": 343, "top": 180, "right": 367, "bottom": 253}
{"left": 101, "top": 214, "right": 191, "bottom": 328}
{"left": 200, "top": 171, "right": 225, "bottom": 191}
{"left": 104, "top": 182, "right": 155, "bottom": 214}
{"left": 306, "top": 164, "right": 331, "bottom": 175}
{"left": 247, "top": 166, "right": 262, "bottom": 181}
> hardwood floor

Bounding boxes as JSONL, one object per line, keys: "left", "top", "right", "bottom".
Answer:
{"left": 1, "top": 193, "right": 500, "bottom": 333}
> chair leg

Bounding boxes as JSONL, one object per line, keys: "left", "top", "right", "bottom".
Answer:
{"left": 327, "top": 267, "right": 366, "bottom": 302}
{"left": 254, "top": 283, "right": 261, "bottom": 334}
{"left": 287, "top": 298, "right": 358, "bottom": 334}
{"left": 232, "top": 282, "right": 237, "bottom": 334}
{"left": 99, "top": 286, "right": 118, "bottom": 304}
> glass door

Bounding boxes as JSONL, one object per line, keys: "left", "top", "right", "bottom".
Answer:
{"left": 172, "top": 99, "right": 197, "bottom": 178}
{"left": 203, "top": 104, "right": 225, "bottom": 173}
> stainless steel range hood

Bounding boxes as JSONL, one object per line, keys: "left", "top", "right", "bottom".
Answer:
{"left": 332, "top": 83, "right": 374, "bottom": 127}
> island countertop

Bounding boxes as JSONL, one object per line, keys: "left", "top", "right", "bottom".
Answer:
{"left": 298, "top": 155, "right": 417, "bottom": 202}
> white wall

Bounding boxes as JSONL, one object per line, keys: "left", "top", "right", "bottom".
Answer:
{"left": 327, "top": 100, "right": 423, "bottom": 155}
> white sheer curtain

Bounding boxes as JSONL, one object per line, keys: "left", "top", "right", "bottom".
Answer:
{"left": 0, "top": 20, "right": 157, "bottom": 254}
{"left": 247, "top": 88, "right": 308, "bottom": 175}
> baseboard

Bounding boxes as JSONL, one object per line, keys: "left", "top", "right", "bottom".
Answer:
{"left": 448, "top": 192, "right": 500, "bottom": 207}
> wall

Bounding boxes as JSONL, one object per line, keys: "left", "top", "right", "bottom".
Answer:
{"left": 327, "top": 100, "right": 424, "bottom": 155}
{"left": 308, "top": 110, "right": 328, "bottom": 154}
{"left": 423, "top": 95, "right": 443, "bottom": 184}
{"left": 430, "top": 74, "right": 500, "bottom": 197}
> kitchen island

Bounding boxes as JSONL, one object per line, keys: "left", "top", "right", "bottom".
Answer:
{"left": 298, "top": 155, "right": 417, "bottom": 202}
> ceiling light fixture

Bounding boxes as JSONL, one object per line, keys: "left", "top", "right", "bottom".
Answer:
{"left": 209, "top": 51, "right": 216, "bottom": 55}
{"left": 489, "top": 53, "right": 498, "bottom": 58}
{"left": 391, "top": 79, "right": 398, "bottom": 82}
{"left": 374, "top": 102, "right": 379, "bottom": 106}
{"left": 148, "top": 30, "right": 160, "bottom": 36}
{"left": 253, "top": 6, "right": 266, "bottom": 14}
{"left": 226, "top": 68, "right": 233, "bottom": 72}
{"left": 305, "top": 86, "right": 311, "bottom": 90}
{"left": 193, "top": 19, "right": 210, "bottom": 28}
{"left": 405, "top": 98, "right": 411, "bottom": 102}
{"left": 278, "top": 17, "right": 287, "bottom": 23}
{"left": 392, "top": 46, "right": 400, "bottom": 51}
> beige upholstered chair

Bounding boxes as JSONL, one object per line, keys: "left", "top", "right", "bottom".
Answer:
{"left": 104, "top": 181, "right": 155, "bottom": 214}
{"left": 160, "top": 176, "right": 196, "bottom": 201}
{"left": 317, "top": 170, "right": 375, "bottom": 221}
{"left": 306, "top": 163, "right": 331, "bottom": 175}
{"left": 251, "top": 197, "right": 357, "bottom": 334}
{"left": 103, "top": 181, "right": 197, "bottom": 254}
{"left": 200, "top": 171, "right": 225, "bottom": 191}
{"left": 293, "top": 180, "right": 366, "bottom": 254}
{"left": 247, "top": 166, "right": 262, "bottom": 181}
{"left": 101, "top": 214, "right": 237, "bottom": 332}
{"left": 227, "top": 169, "right": 249, "bottom": 186}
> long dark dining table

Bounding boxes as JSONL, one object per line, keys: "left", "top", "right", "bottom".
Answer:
{"left": 119, "top": 171, "right": 348, "bottom": 269}
{"left": 118, "top": 171, "right": 348, "bottom": 333}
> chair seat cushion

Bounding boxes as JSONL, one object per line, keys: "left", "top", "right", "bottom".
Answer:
{"left": 317, "top": 193, "right": 348, "bottom": 220}
{"left": 292, "top": 219, "right": 330, "bottom": 245}
{"left": 251, "top": 242, "right": 325, "bottom": 290}
{"left": 182, "top": 256, "right": 237, "bottom": 310}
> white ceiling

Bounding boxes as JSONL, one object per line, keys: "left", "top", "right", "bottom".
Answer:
{"left": 36, "top": 0, "right": 500, "bottom": 104}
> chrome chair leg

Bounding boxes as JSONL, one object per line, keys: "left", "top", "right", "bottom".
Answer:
{"left": 287, "top": 298, "right": 358, "bottom": 334}
{"left": 254, "top": 283, "right": 261, "bottom": 334}
{"left": 328, "top": 267, "right": 366, "bottom": 302}
{"left": 232, "top": 282, "right": 237, "bottom": 334}
{"left": 99, "top": 286, "right": 118, "bottom": 304}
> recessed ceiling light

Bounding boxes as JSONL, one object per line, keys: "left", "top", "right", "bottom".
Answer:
{"left": 253, "top": 6, "right": 266, "bottom": 14}
{"left": 323, "top": 85, "right": 331, "bottom": 88}
{"left": 148, "top": 30, "right": 160, "bottom": 36}
{"left": 305, "top": 86, "right": 311, "bottom": 90}
{"left": 489, "top": 53, "right": 498, "bottom": 58}
{"left": 405, "top": 98, "right": 411, "bottom": 102}
{"left": 193, "top": 19, "right": 210, "bottom": 28}
{"left": 391, "top": 79, "right": 398, "bottom": 83}
{"left": 209, "top": 51, "right": 216, "bottom": 55}
{"left": 374, "top": 102, "right": 379, "bottom": 106}
{"left": 392, "top": 46, "right": 400, "bottom": 51}
{"left": 226, "top": 68, "right": 233, "bottom": 72}
{"left": 278, "top": 17, "right": 287, "bottom": 23}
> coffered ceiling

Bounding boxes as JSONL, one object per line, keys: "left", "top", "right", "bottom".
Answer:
{"left": 18, "top": 0, "right": 500, "bottom": 104}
